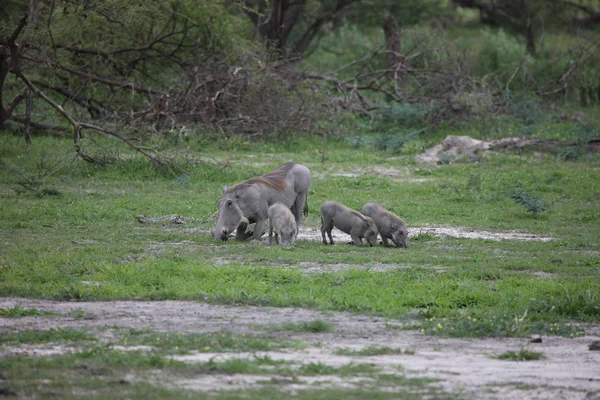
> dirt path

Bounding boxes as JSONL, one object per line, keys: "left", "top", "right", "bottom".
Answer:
{"left": 1, "top": 298, "right": 599, "bottom": 399}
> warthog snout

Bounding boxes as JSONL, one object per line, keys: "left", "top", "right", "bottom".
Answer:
{"left": 220, "top": 228, "right": 230, "bottom": 240}
{"left": 396, "top": 240, "right": 407, "bottom": 248}
{"left": 211, "top": 227, "right": 230, "bottom": 241}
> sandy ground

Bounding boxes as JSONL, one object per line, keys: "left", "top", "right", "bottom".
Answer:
{"left": 1, "top": 298, "right": 599, "bottom": 399}
{"left": 296, "top": 225, "right": 554, "bottom": 243}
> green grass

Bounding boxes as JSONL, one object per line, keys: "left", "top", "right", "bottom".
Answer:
{"left": 410, "top": 314, "right": 587, "bottom": 338}
{"left": 0, "top": 328, "right": 96, "bottom": 345}
{"left": 266, "top": 319, "right": 334, "bottom": 333}
{"left": 495, "top": 348, "right": 545, "bottom": 361}
{"left": 119, "top": 329, "right": 301, "bottom": 354}
{"left": 335, "top": 346, "right": 414, "bottom": 356}
{"left": 1, "top": 132, "right": 599, "bottom": 335}
{"left": 0, "top": 305, "right": 54, "bottom": 317}
{"left": 0, "top": 348, "right": 452, "bottom": 399}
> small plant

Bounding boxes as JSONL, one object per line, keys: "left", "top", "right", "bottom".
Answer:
{"left": 297, "top": 361, "right": 377, "bottom": 376}
{"left": 495, "top": 348, "right": 545, "bottom": 361}
{"left": 510, "top": 184, "right": 551, "bottom": 215}
{"left": 409, "top": 232, "right": 436, "bottom": 242}
{"left": 69, "top": 309, "right": 88, "bottom": 319}
{"left": 2, "top": 152, "right": 66, "bottom": 197}
{"left": 204, "top": 358, "right": 265, "bottom": 374}
{"left": 269, "top": 319, "right": 333, "bottom": 333}
{"left": 466, "top": 172, "right": 482, "bottom": 195}
{"left": 345, "top": 135, "right": 366, "bottom": 149}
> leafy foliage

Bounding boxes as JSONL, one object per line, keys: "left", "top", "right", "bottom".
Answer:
{"left": 510, "top": 184, "right": 551, "bottom": 215}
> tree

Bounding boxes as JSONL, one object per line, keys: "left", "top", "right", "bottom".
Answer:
{"left": 232, "top": 0, "right": 446, "bottom": 58}
{"left": 0, "top": 0, "right": 234, "bottom": 133}
{"left": 453, "top": 0, "right": 600, "bottom": 55}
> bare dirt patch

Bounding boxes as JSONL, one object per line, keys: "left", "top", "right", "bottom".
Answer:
{"left": 413, "top": 226, "right": 553, "bottom": 242}
{"left": 297, "top": 226, "right": 553, "bottom": 243}
{"left": 313, "top": 165, "right": 431, "bottom": 183}
{"left": 1, "top": 298, "right": 598, "bottom": 400}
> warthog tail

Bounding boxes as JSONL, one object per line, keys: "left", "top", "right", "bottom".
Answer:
{"left": 303, "top": 196, "right": 309, "bottom": 217}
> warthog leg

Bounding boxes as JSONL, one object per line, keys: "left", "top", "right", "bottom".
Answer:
{"left": 350, "top": 232, "right": 364, "bottom": 246}
{"left": 252, "top": 219, "right": 265, "bottom": 241}
{"left": 235, "top": 218, "right": 253, "bottom": 241}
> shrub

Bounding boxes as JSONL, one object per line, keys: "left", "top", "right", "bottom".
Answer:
{"left": 510, "top": 184, "right": 551, "bottom": 215}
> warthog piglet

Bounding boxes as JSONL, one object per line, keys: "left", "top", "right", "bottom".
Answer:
{"left": 320, "top": 201, "right": 379, "bottom": 246}
{"left": 361, "top": 202, "right": 408, "bottom": 247}
{"left": 268, "top": 203, "right": 297, "bottom": 246}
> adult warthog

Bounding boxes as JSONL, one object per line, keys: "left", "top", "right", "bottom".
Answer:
{"left": 212, "top": 162, "right": 311, "bottom": 241}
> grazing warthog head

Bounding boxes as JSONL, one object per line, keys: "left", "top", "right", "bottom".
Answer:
{"left": 364, "top": 222, "right": 379, "bottom": 247}
{"left": 391, "top": 224, "right": 409, "bottom": 248}
{"left": 278, "top": 224, "right": 296, "bottom": 246}
{"left": 212, "top": 187, "right": 245, "bottom": 241}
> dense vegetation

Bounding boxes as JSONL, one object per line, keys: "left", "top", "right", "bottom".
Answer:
{"left": 1, "top": 0, "right": 599, "bottom": 156}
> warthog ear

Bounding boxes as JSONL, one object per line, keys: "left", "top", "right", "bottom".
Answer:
{"left": 222, "top": 185, "right": 229, "bottom": 194}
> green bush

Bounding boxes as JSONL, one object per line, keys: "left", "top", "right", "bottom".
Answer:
{"left": 510, "top": 184, "right": 551, "bottom": 215}
{"left": 473, "top": 28, "right": 533, "bottom": 87}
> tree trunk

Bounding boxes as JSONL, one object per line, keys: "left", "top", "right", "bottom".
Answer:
{"left": 0, "top": 12, "right": 29, "bottom": 129}
{"left": 264, "top": 0, "right": 289, "bottom": 58}
{"left": 526, "top": 20, "right": 536, "bottom": 55}
{"left": 382, "top": 11, "right": 404, "bottom": 87}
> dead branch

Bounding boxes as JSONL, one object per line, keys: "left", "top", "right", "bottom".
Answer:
{"left": 489, "top": 137, "right": 600, "bottom": 151}
{"left": 136, "top": 214, "right": 185, "bottom": 224}
{"left": 24, "top": 89, "right": 31, "bottom": 145}
{"left": 21, "top": 55, "right": 165, "bottom": 96}
{"left": 15, "top": 70, "right": 174, "bottom": 169}
{"left": 10, "top": 115, "right": 70, "bottom": 135}
{"left": 32, "top": 80, "right": 106, "bottom": 118}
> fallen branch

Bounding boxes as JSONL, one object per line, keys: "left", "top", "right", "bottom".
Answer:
{"left": 15, "top": 70, "right": 177, "bottom": 171}
{"left": 136, "top": 214, "right": 185, "bottom": 224}
{"left": 10, "top": 115, "right": 70, "bottom": 134}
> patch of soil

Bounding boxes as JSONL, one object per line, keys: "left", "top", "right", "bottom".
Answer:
{"left": 313, "top": 166, "right": 431, "bottom": 183}
{"left": 1, "top": 298, "right": 598, "bottom": 400}
{"left": 297, "top": 226, "right": 553, "bottom": 243}
{"left": 413, "top": 226, "right": 553, "bottom": 242}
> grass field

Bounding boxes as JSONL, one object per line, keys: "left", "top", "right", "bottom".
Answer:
{"left": 1, "top": 126, "right": 599, "bottom": 399}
